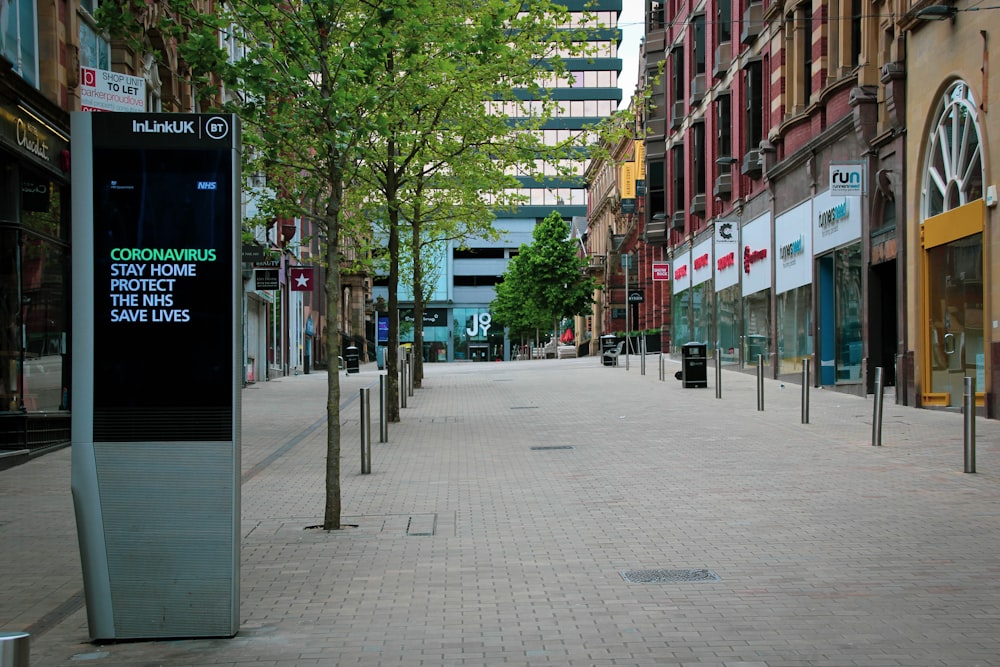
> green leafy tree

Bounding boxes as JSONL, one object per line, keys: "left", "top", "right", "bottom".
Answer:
{"left": 493, "top": 211, "right": 595, "bottom": 343}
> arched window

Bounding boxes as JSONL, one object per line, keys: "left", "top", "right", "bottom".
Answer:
{"left": 921, "top": 81, "right": 985, "bottom": 219}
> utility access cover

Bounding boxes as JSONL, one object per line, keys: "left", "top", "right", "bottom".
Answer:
{"left": 620, "top": 569, "right": 720, "bottom": 583}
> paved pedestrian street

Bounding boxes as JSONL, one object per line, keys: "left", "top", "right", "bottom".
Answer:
{"left": 3, "top": 356, "right": 1000, "bottom": 666}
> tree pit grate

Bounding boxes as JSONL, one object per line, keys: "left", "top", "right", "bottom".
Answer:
{"left": 620, "top": 569, "right": 720, "bottom": 583}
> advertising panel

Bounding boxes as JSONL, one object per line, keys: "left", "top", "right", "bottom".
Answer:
{"left": 672, "top": 247, "right": 691, "bottom": 295}
{"left": 741, "top": 212, "right": 772, "bottom": 297}
{"left": 813, "top": 189, "right": 862, "bottom": 254}
{"left": 775, "top": 199, "right": 813, "bottom": 294}
{"left": 80, "top": 67, "right": 146, "bottom": 113}
{"left": 714, "top": 218, "right": 739, "bottom": 290}
{"left": 690, "top": 237, "right": 713, "bottom": 287}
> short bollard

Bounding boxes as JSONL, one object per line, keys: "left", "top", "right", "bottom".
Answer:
{"left": 872, "top": 367, "right": 884, "bottom": 446}
{"left": 715, "top": 348, "right": 722, "bottom": 399}
{"left": 756, "top": 354, "right": 764, "bottom": 411}
{"left": 360, "top": 387, "right": 371, "bottom": 474}
{"left": 407, "top": 351, "right": 415, "bottom": 397}
{"left": 801, "top": 357, "right": 810, "bottom": 424}
{"left": 964, "top": 376, "right": 976, "bottom": 473}
{"left": 379, "top": 374, "right": 388, "bottom": 443}
{"left": 400, "top": 353, "right": 407, "bottom": 409}
{"left": 0, "top": 631, "right": 30, "bottom": 667}
{"left": 659, "top": 353, "right": 664, "bottom": 381}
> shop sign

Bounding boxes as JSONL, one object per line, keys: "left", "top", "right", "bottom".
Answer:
{"left": 717, "top": 251, "right": 736, "bottom": 271}
{"left": 628, "top": 290, "right": 644, "bottom": 304}
{"left": 741, "top": 213, "right": 772, "bottom": 297}
{"left": 813, "top": 191, "right": 861, "bottom": 254}
{"left": 829, "top": 162, "right": 864, "bottom": 196}
{"left": 81, "top": 67, "right": 147, "bottom": 113}
{"left": 651, "top": 262, "right": 670, "bottom": 281}
{"left": 0, "top": 102, "right": 69, "bottom": 167}
{"left": 400, "top": 308, "right": 447, "bottom": 325}
{"left": 255, "top": 269, "right": 278, "bottom": 290}
{"left": 743, "top": 246, "right": 767, "bottom": 274}
{"left": 672, "top": 248, "right": 691, "bottom": 295}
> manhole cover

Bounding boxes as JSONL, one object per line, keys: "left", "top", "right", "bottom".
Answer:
{"left": 620, "top": 569, "right": 720, "bottom": 583}
{"left": 530, "top": 445, "right": 574, "bottom": 450}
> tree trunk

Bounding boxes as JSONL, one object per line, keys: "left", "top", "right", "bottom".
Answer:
{"left": 323, "top": 174, "right": 343, "bottom": 531}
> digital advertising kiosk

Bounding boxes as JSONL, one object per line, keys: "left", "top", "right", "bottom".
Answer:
{"left": 70, "top": 112, "right": 241, "bottom": 640}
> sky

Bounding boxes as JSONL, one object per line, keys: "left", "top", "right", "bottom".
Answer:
{"left": 619, "top": 1, "right": 643, "bottom": 105}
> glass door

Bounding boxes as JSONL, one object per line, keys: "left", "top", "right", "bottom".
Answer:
{"left": 925, "top": 234, "right": 984, "bottom": 406}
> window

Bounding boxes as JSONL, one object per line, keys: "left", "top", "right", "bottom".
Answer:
{"left": 692, "top": 121, "right": 705, "bottom": 196}
{"left": 850, "top": 0, "right": 862, "bottom": 68}
{"left": 79, "top": 0, "right": 111, "bottom": 70}
{"left": 744, "top": 60, "right": 763, "bottom": 150}
{"left": 718, "top": 0, "right": 732, "bottom": 43}
{"left": 672, "top": 144, "right": 685, "bottom": 212}
{"left": 692, "top": 14, "right": 706, "bottom": 76}
{"left": 1, "top": 0, "right": 39, "bottom": 86}
{"left": 672, "top": 46, "right": 685, "bottom": 106}
{"left": 716, "top": 92, "right": 732, "bottom": 157}
{"left": 648, "top": 160, "right": 666, "bottom": 216}
{"left": 802, "top": 7, "right": 812, "bottom": 105}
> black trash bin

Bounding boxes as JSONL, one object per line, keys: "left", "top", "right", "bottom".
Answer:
{"left": 345, "top": 345, "right": 360, "bottom": 374}
{"left": 600, "top": 335, "right": 618, "bottom": 366}
{"left": 681, "top": 342, "right": 707, "bottom": 388}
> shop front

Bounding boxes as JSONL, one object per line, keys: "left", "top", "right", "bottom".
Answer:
{"left": 813, "top": 190, "right": 863, "bottom": 386}
{"left": 689, "top": 235, "right": 713, "bottom": 353}
{"left": 669, "top": 244, "right": 691, "bottom": 357}
{"left": 741, "top": 213, "right": 772, "bottom": 369}
{"left": 0, "top": 99, "right": 71, "bottom": 453}
{"left": 714, "top": 218, "right": 740, "bottom": 365}
{"left": 775, "top": 200, "right": 812, "bottom": 379}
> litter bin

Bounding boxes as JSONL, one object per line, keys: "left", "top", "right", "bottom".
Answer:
{"left": 376, "top": 345, "right": 386, "bottom": 370}
{"left": 345, "top": 345, "right": 360, "bottom": 374}
{"left": 681, "top": 342, "right": 707, "bottom": 388}
{"left": 600, "top": 335, "right": 618, "bottom": 366}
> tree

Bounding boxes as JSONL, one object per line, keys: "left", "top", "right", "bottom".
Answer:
{"left": 492, "top": 211, "right": 595, "bottom": 343}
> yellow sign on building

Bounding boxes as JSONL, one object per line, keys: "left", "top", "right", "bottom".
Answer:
{"left": 620, "top": 162, "right": 636, "bottom": 199}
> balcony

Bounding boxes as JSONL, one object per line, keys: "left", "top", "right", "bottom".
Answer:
{"left": 741, "top": 149, "right": 762, "bottom": 177}
{"left": 671, "top": 100, "right": 686, "bottom": 129}
{"left": 713, "top": 42, "right": 732, "bottom": 79}
{"left": 690, "top": 194, "right": 706, "bottom": 217}
{"left": 690, "top": 75, "right": 707, "bottom": 105}
{"left": 671, "top": 210, "right": 686, "bottom": 231}
{"left": 713, "top": 173, "right": 732, "bottom": 198}
{"left": 741, "top": 3, "right": 762, "bottom": 45}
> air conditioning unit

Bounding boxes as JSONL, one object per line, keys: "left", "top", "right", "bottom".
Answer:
{"left": 713, "top": 173, "right": 732, "bottom": 197}
{"left": 713, "top": 42, "right": 732, "bottom": 79}
{"left": 690, "top": 75, "right": 706, "bottom": 104}
{"left": 689, "top": 194, "right": 706, "bottom": 217}
{"left": 741, "top": 3, "right": 762, "bottom": 45}
{"left": 671, "top": 210, "right": 686, "bottom": 231}
{"left": 741, "top": 149, "right": 762, "bottom": 177}
{"left": 671, "top": 100, "right": 686, "bottom": 129}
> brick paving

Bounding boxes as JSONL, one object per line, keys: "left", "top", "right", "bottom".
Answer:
{"left": 3, "top": 355, "right": 1000, "bottom": 666}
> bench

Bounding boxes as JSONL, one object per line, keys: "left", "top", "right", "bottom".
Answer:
{"left": 602, "top": 341, "right": 625, "bottom": 366}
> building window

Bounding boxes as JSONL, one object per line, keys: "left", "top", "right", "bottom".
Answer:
{"left": 718, "top": 0, "right": 731, "bottom": 43}
{"left": 79, "top": 0, "right": 111, "bottom": 70}
{"left": 672, "top": 144, "right": 685, "bottom": 212}
{"left": 921, "top": 81, "right": 985, "bottom": 219}
{"left": 672, "top": 46, "right": 685, "bottom": 107}
{"left": 744, "top": 60, "right": 763, "bottom": 150}
{"left": 648, "top": 160, "right": 666, "bottom": 216}
{"left": 692, "top": 121, "right": 705, "bottom": 196}
{"left": 716, "top": 92, "right": 732, "bottom": 157}
{"left": 850, "top": 0, "right": 862, "bottom": 68}
{"left": 802, "top": 7, "right": 813, "bottom": 105}
{"left": 1, "top": 0, "right": 39, "bottom": 86}
{"left": 692, "top": 14, "right": 706, "bottom": 76}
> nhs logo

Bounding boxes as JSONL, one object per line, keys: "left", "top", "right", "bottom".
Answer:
{"left": 829, "top": 162, "right": 865, "bottom": 196}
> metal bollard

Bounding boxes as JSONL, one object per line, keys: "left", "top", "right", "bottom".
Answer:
{"left": 360, "top": 387, "right": 371, "bottom": 473}
{"left": 872, "top": 367, "right": 884, "bottom": 446}
{"left": 659, "top": 353, "right": 664, "bottom": 381}
{"left": 379, "top": 375, "right": 388, "bottom": 443}
{"left": 640, "top": 336, "right": 646, "bottom": 376}
{"left": 408, "top": 351, "right": 414, "bottom": 397}
{"left": 400, "top": 355, "right": 407, "bottom": 409}
{"left": 801, "top": 357, "right": 810, "bottom": 424}
{"left": 1, "top": 630, "right": 30, "bottom": 667}
{"left": 964, "top": 376, "right": 976, "bottom": 473}
{"left": 715, "top": 348, "right": 722, "bottom": 399}
{"left": 756, "top": 354, "right": 764, "bottom": 411}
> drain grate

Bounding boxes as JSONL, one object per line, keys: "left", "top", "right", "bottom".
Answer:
{"left": 511, "top": 406, "right": 539, "bottom": 410}
{"left": 530, "top": 445, "right": 574, "bottom": 450}
{"left": 620, "top": 569, "right": 720, "bottom": 583}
